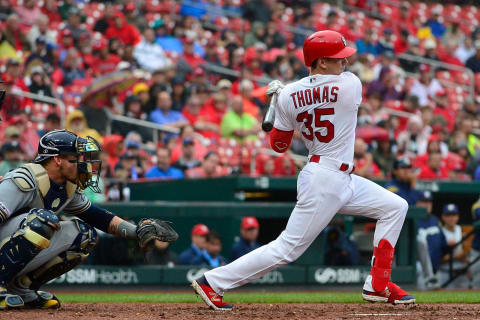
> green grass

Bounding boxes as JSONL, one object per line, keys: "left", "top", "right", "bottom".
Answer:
{"left": 56, "top": 291, "right": 480, "bottom": 304}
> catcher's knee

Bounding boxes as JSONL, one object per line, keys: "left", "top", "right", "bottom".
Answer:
{"left": 69, "top": 219, "right": 98, "bottom": 254}
{"left": 20, "top": 208, "right": 60, "bottom": 249}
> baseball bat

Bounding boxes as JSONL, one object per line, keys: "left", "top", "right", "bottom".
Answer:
{"left": 262, "top": 93, "right": 277, "bottom": 132}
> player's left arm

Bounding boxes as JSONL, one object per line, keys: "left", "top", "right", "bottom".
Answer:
{"left": 64, "top": 192, "right": 178, "bottom": 249}
{"left": 269, "top": 87, "right": 294, "bottom": 153}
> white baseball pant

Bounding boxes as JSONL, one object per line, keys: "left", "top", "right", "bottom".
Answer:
{"left": 204, "top": 159, "right": 408, "bottom": 295}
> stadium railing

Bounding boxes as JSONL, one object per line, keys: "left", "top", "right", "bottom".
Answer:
{"left": 10, "top": 90, "right": 66, "bottom": 127}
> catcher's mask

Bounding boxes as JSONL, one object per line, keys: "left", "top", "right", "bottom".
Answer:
{"left": 34, "top": 130, "right": 103, "bottom": 193}
{"left": 72, "top": 136, "right": 102, "bottom": 193}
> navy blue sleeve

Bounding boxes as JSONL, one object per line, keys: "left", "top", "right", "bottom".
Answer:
{"left": 74, "top": 204, "right": 115, "bottom": 233}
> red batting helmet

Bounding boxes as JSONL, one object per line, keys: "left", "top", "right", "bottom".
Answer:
{"left": 303, "top": 30, "right": 357, "bottom": 67}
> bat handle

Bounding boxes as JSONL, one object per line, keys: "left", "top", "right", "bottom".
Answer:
{"left": 262, "top": 93, "right": 277, "bottom": 132}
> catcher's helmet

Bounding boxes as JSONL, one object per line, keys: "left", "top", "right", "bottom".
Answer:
{"left": 303, "top": 30, "right": 357, "bottom": 67}
{"left": 34, "top": 130, "right": 102, "bottom": 192}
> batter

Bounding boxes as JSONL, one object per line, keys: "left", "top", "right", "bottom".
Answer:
{"left": 192, "top": 30, "right": 415, "bottom": 310}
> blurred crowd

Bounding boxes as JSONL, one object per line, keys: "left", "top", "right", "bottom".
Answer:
{"left": 2, "top": 0, "right": 480, "bottom": 201}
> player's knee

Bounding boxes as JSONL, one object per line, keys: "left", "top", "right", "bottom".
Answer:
{"left": 69, "top": 219, "right": 98, "bottom": 254}
{"left": 397, "top": 198, "right": 409, "bottom": 215}
{"left": 21, "top": 208, "right": 60, "bottom": 249}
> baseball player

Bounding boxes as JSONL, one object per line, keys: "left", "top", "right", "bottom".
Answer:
{"left": 192, "top": 30, "right": 414, "bottom": 310}
{"left": 0, "top": 129, "right": 178, "bottom": 309}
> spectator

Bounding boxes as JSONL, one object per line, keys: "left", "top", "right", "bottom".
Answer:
{"left": 26, "top": 14, "right": 56, "bottom": 50}
{"left": 385, "top": 158, "right": 418, "bottom": 206}
{"left": 353, "top": 138, "right": 383, "bottom": 179}
{"left": 438, "top": 204, "right": 470, "bottom": 289}
{"left": 134, "top": 28, "right": 170, "bottom": 72}
{"left": 355, "top": 29, "right": 378, "bottom": 56}
{"left": 427, "top": 8, "right": 446, "bottom": 39}
{"left": 65, "top": 110, "right": 103, "bottom": 144}
{"left": 25, "top": 37, "right": 54, "bottom": 75}
{"left": 102, "top": 134, "right": 124, "bottom": 176}
{"left": 191, "top": 231, "right": 227, "bottom": 267}
{"left": 244, "top": 21, "right": 265, "bottom": 48}
{"left": 114, "top": 152, "right": 144, "bottom": 181}
{"left": 52, "top": 48, "right": 86, "bottom": 86}
{"left": 417, "top": 151, "right": 449, "bottom": 180}
{"left": 37, "top": 112, "right": 60, "bottom": 137}
{"left": 149, "top": 91, "right": 189, "bottom": 129}
{"left": 170, "top": 125, "right": 208, "bottom": 164}
{"left": 393, "top": 29, "right": 410, "bottom": 55}
{"left": 220, "top": 95, "right": 261, "bottom": 142}
{"left": 432, "top": 90, "right": 455, "bottom": 132}
{"left": 132, "top": 82, "right": 150, "bottom": 113}
{"left": 0, "top": 141, "right": 24, "bottom": 175}
{"left": 397, "top": 116, "right": 429, "bottom": 157}
{"left": 416, "top": 191, "right": 447, "bottom": 290}
{"left": 423, "top": 38, "right": 440, "bottom": 63}
{"left": 455, "top": 36, "right": 475, "bottom": 65}
{"left": 171, "top": 77, "right": 187, "bottom": 112}
{"left": 65, "top": 7, "right": 87, "bottom": 43}
{"left": 376, "top": 29, "right": 395, "bottom": 56}
{"left": 239, "top": 79, "right": 263, "bottom": 119}
{"left": 399, "top": 36, "right": 422, "bottom": 73}
{"left": 186, "top": 151, "right": 225, "bottom": 178}
{"left": 195, "top": 93, "right": 228, "bottom": 141}
{"left": 466, "top": 40, "right": 480, "bottom": 73}
{"left": 145, "top": 147, "right": 184, "bottom": 179}
{"left": 178, "top": 224, "right": 210, "bottom": 265}
{"left": 112, "top": 96, "right": 152, "bottom": 142}
{"left": 6, "top": 115, "right": 39, "bottom": 160}
{"left": 105, "top": 12, "right": 141, "bottom": 46}
{"left": 181, "top": 37, "right": 205, "bottom": 69}
{"left": 41, "top": 0, "right": 61, "bottom": 25}
{"left": 28, "top": 66, "right": 54, "bottom": 100}
{"left": 91, "top": 37, "right": 121, "bottom": 77}
{"left": 231, "top": 217, "right": 260, "bottom": 261}
{"left": 372, "top": 138, "right": 395, "bottom": 177}
{"left": 203, "top": 39, "right": 223, "bottom": 66}
{"left": 324, "top": 225, "right": 359, "bottom": 266}
{"left": 172, "top": 138, "right": 201, "bottom": 172}
{"left": 93, "top": 3, "right": 116, "bottom": 34}
{"left": 273, "top": 154, "right": 297, "bottom": 176}
{"left": 242, "top": 0, "right": 271, "bottom": 24}
{"left": 144, "top": 240, "right": 178, "bottom": 266}
{"left": 124, "top": 2, "right": 147, "bottom": 32}
{"left": 2, "top": 14, "right": 30, "bottom": 51}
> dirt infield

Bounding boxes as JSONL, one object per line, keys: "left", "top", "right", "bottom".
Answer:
{"left": 3, "top": 303, "right": 480, "bottom": 320}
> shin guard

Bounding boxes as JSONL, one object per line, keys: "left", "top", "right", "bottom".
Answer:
{"left": 370, "top": 239, "right": 394, "bottom": 292}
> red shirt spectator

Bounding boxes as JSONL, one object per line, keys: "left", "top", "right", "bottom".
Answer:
{"left": 273, "top": 154, "right": 296, "bottom": 176}
{"left": 105, "top": 12, "right": 141, "bottom": 46}
{"left": 182, "top": 38, "right": 205, "bottom": 68}
{"left": 196, "top": 94, "right": 228, "bottom": 140}
{"left": 417, "top": 151, "right": 449, "bottom": 180}
{"left": 186, "top": 152, "right": 226, "bottom": 178}
{"left": 41, "top": 0, "right": 62, "bottom": 24}
{"left": 432, "top": 90, "right": 456, "bottom": 132}
{"left": 91, "top": 38, "right": 122, "bottom": 76}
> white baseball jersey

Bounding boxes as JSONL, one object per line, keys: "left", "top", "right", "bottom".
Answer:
{"left": 274, "top": 72, "right": 362, "bottom": 163}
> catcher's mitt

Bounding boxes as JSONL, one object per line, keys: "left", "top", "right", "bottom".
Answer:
{"left": 136, "top": 219, "right": 179, "bottom": 249}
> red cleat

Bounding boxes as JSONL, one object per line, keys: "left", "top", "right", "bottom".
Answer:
{"left": 362, "top": 281, "right": 415, "bottom": 305}
{"left": 192, "top": 276, "right": 233, "bottom": 311}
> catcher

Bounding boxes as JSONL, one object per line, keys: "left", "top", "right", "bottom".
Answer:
{"left": 0, "top": 129, "right": 178, "bottom": 309}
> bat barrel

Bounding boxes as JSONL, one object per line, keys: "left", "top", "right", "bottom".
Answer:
{"left": 262, "top": 94, "right": 277, "bottom": 132}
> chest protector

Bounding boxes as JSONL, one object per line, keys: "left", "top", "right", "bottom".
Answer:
{"left": 12, "top": 164, "right": 79, "bottom": 214}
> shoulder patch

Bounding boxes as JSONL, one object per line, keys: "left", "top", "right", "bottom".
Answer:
{"left": 11, "top": 166, "right": 36, "bottom": 192}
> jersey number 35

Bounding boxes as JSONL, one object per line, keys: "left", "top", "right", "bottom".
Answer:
{"left": 296, "top": 107, "right": 334, "bottom": 143}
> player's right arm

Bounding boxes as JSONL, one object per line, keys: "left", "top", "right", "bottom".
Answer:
{"left": 269, "top": 86, "right": 294, "bottom": 153}
{"left": 0, "top": 168, "right": 36, "bottom": 223}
